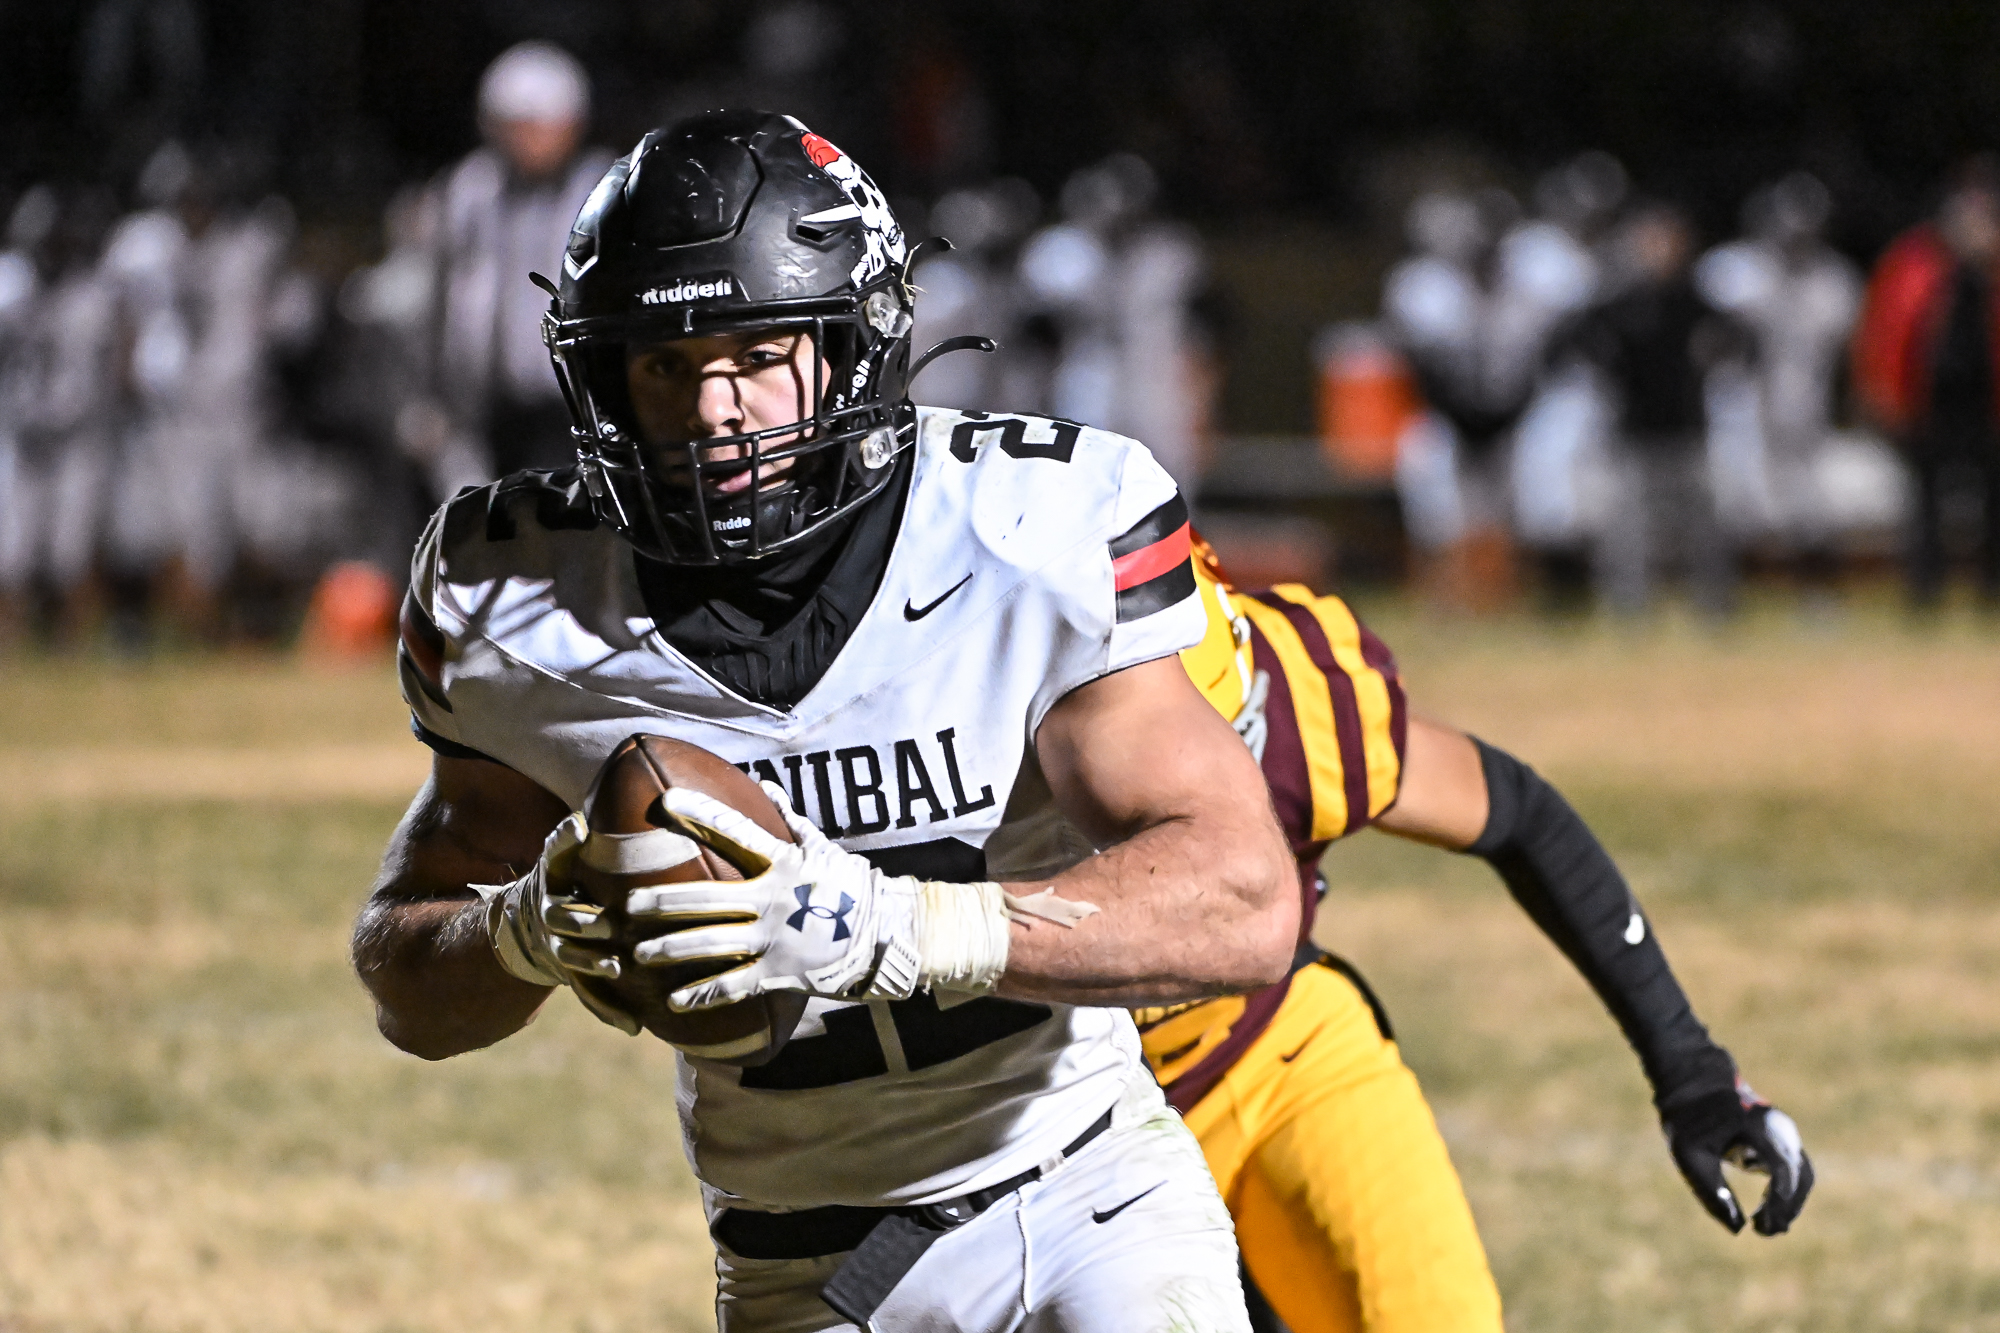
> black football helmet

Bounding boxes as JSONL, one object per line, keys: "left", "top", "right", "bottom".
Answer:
{"left": 543, "top": 110, "right": 916, "bottom": 564}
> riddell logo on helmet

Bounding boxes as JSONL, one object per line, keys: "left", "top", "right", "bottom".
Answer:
{"left": 640, "top": 274, "right": 736, "bottom": 306}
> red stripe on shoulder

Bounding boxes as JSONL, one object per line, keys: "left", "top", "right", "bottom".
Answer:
{"left": 1356, "top": 620, "right": 1399, "bottom": 678}
{"left": 1112, "top": 521, "right": 1191, "bottom": 591}
{"left": 399, "top": 591, "right": 445, "bottom": 688}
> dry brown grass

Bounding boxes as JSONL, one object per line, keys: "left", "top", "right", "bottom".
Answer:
{"left": 1, "top": 606, "right": 1996, "bottom": 1331}
{"left": 1, "top": 1137, "right": 716, "bottom": 1333}
{"left": 1320, "top": 604, "right": 2000, "bottom": 1331}
{"left": 0, "top": 744, "right": 427, "bottom": 808}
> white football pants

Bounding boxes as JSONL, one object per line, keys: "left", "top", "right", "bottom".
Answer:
{"left": 712, "top": 1087, "right": 1251, "bottom": 1332}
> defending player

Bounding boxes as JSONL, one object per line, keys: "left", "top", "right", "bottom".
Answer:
{"left": 351, "top": 112, "right": 1294, "bottom": 1332}
{"left": 1143, "top": 540, "right": 1815, "bottom": 1332}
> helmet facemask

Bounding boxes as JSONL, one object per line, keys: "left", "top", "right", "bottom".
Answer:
{"left": 549, "top": 292, "right": 913, "bottom": 565}
{"left": 544, "top": 111, "right": 921, "bottom": 565}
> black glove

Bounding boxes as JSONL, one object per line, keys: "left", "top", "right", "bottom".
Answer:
{"left": 1660, "top": 1078, "right": 1814, "bottom": 1235}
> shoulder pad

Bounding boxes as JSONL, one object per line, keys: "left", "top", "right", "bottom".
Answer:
{"left": 441, "top": 467, "right": 600, "bottom": 551}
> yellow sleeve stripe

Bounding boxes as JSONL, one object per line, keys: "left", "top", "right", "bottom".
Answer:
{"left": 1180, "top": 557, "right": 1247, "bottom": 722}
{"left": 1279, "top": 588, "right": 1404, "bottom": 820}
{"left": 1236, "top": 592, "right": 1349, "bottom": 840}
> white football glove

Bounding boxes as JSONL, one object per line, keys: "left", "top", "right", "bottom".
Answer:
{"left": 627, "top": 783, "right": 1032, "bottom": 1010}
{"left": 474, "top": 813, "right": 642, "bottom": 1035}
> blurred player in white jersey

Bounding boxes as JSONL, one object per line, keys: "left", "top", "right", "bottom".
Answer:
{"left": 352, "top": 110, "right": 1294, "bottom": 1331}
{"left": 420, "top": 42, "right": 611, "bottom": 485}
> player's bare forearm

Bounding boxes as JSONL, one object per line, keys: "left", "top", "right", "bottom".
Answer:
{"left": 996, "top": 810, "right": 1295, "bottom": 1005}
{"left": 353, "top": 892, "right": 547, "bottom": 1058}
{"left": 999, "top": 657, "right": 1296, "bottom": 1006}
{"left": 351, "top": 758, "right": 569, "bottom": 1059}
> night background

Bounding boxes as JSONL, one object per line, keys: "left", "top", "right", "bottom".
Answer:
{"left": 4, "top": 6, "right": 2000, "bottom": 1333}
{"left": 5, "top": 0, "right": 1996, "bottom": 432}
{"left": 10, "top": 0, "right": 1999, "bottom": 230}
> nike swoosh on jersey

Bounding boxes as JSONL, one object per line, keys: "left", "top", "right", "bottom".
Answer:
{"left": 904, "top": 573, "right": 973, "bottom": 621}
{"left": 1090, "top": 1181, "right": 1163, "bottom": 1224}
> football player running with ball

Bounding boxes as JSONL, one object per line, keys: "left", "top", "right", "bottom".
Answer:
{"left": 351, "top": 111, "right": 1295, "bottom": 1332}
{"left": 1145, "top": 539, "right": 1814, "bottom": 1333}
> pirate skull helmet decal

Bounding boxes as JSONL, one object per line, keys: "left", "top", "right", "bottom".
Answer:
{"left": 800, "top": 131, "right": 908, "bottom": 289}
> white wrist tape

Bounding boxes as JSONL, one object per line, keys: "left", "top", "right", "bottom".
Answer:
{"left": 916, "top": 880, "right": 1011, "bottom": 994}
{"left": 912, "top": 881, "right": 1101, "bottom": 994}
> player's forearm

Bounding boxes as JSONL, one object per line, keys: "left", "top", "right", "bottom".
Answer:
{"left": 351, "top": 893, "right": 551, "bottom": 1059}
{"left": 993, "top": 813, "right": 1296, "bottom": 1006}
{"left": 354, "top": 766, "right": 570, "bottom": 1057}
{"left": 1464, "top": 738, "right": 1734, "bottom": 1098}
{"left": 1382, "top": 720, "right": 1733, "bottom": 1097}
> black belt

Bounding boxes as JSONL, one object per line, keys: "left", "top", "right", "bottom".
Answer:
{"left": 712, "top": 1106, "right": 1116, "bottom": 1328}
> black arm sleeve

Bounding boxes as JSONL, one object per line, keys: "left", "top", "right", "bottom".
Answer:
{"left": 1465, "top": 738, "right": 1735, "bottom": 1107}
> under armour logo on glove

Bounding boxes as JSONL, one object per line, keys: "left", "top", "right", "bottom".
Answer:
{"left": 786, "top": 884, "right": 856, "bottom": 941}
{"left": 624, "top": 782, "right": 1033, "bottom": 1009}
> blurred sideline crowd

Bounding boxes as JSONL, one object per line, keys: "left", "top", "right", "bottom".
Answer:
{"left": 1, "top": 40, "right": 1996, "bottom": 655}
{"left": 1360, "top": 152, "right": 2000, "bottom": 618}
{"left": 0, "top": 41, "right": 1217, "bottom": 655}
{"left": 0, "top": 43, "right": 612, "bottom": 653}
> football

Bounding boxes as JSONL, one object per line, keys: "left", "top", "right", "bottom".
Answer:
{"left": 568, "top": 734, "right": 807, "bottom": 1066}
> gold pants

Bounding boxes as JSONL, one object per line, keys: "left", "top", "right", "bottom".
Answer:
{"left": 1182, "top": 961, "right": 1504, "bottom": 1333}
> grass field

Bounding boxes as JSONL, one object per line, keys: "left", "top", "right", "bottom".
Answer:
{"left": 1, "top": 601, "right": 1997, "bottom": 1331}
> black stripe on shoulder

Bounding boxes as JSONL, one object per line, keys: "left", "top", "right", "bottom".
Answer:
{"left": 1114, "top": 558, "right": 1197, "bottom": 622}
{"left": 410, "top": 715, "right": 500, "bottom": 764}
{"left": 444, "top": 467, "right": 600, "bottom": 548}
{"left": 440, "top": 483, "right": 496, "bottom": 552}
{"left": 1109, "top": 492, "right": 1189, "bottom": 558}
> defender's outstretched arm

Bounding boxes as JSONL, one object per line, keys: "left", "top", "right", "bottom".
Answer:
{"left": 1375, "top": 716, "right": 1814, "bottom": 1236}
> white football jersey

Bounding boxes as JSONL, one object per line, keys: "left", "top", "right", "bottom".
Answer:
{"left": 402, "top": 405, "right": 1204, "bottom": 1209}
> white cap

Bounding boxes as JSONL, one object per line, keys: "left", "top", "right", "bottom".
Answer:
{"left": 478, "top": 41, "right": 589, "bottom": 126}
